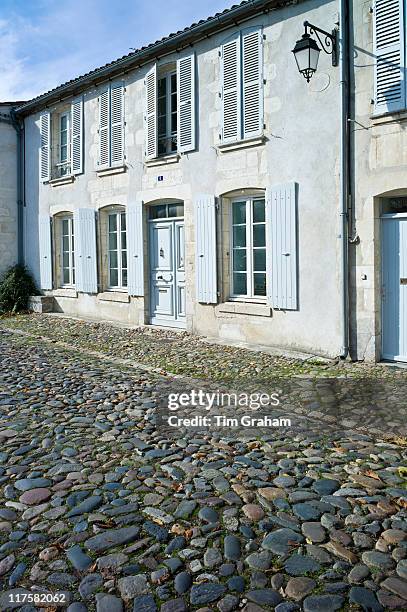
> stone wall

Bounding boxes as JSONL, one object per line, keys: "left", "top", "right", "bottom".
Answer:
{"left": 0, "top": 104, "right": 18, "bottom": 278}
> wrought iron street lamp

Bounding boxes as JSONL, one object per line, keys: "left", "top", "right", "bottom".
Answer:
{"left": 292, "top": 21, "right": 338, "bottom": 82}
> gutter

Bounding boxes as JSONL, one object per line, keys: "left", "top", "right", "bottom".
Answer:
{"left": 339, "top": 0, "right": 350, "bottom": 359}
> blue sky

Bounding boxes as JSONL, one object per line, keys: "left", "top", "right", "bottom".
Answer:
{"left": 0, "top": 0, "right": 232, "bottom": 101}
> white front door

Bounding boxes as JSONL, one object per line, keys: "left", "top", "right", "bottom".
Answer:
{"left": 149, "top": 218, "right": 185, "bottom": 328}
{"left": 382, "top": 214, "right": 407, "bottom": 362}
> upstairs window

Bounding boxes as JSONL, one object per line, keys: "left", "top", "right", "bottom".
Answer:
{"left": 374, "top": 0, "right": 406, "bottom": 114}
{"left": 231, "top": 197, "right": 266, "bottom": 298}
{"left": 58, "top": 112, "right": 70, "bottom": 177}
{"left": 221, "top": 27, "right": 264, "bottom": 144}
{"left": 145, "top": 53, "right": 195, "bottom": 159}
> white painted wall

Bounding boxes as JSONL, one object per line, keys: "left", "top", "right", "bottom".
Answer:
{"left": 0, "top": 104, "right": 18, "bottom": 278}
{"left": 24, "top": 0, "right": 344, "bottom": 358}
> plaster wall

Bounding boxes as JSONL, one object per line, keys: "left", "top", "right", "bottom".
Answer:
{"left": 0, "top": 105, "right": 18, "bottom": 278}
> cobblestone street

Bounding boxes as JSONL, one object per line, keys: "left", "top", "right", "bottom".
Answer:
{"left": 0, "top": 315, "right": 406, "bottom": 611}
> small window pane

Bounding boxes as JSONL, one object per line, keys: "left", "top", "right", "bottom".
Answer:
{"left": 62, "top": 252, "right": 69, "bottom": 268}
{"left": 158, "top": 116, "right": 166, "bottom": 135}
{"left": 171, "top": 113, "right": 177, "bottom": 134}
{"left": 254, "top": 273, "right": 266, "bottom": 296}
{"left": 168, "top": 202, "right": 184, "bottom": 218}
{"left": 62, "top": 236, "right": 70, "bottom": 252}
{"left": 233, "top": 249, "right": 247, "bottom": 272}
{"left": 63, "top": 268, "right": 70, "bottom": 284}
{"left": 109, "top": 269, "right": 119, "bottom": 287}
{"left": 109, "top": 233, "right": 117, "bottom": 250}
{"left": 233, "top": 202, "right": 246, "bottom": 224}
{"left": 150, "top": 205, "right": 167, "bottom": 219}
{"left": 158, "top": 78, "right": 166, "bottom": 96}
{"left": 121, "top": 231, "right": 127, "bottom": 250}
{"left": 108, "top": 214, "right": 117, "bottom": 232}
{"left": 109, "top": 251, "right": 118, "bottom": 268}
{"left": 254, "top": 248, "right": 266, "bottom": 271}
{"left": 62, "top": 219, "right": 69, "bottom": 235}
{"left": 171, "top": 73, "right": 177, "bottom": 93}
{"left": 233, "top": 225, "right": 246, "bottom": 248}
{"left": 253, "top": 224, "right": 265, "bottom": 248}
{"left": 122, "top": 269, "right": 128, "bottom": 287}
{"left": 233, "top": 273, "right": 247, "bottom": 295}
{"left": 120, "top": 213, "right": 126, "bottom": 230}
{"left": 60, "top": 115, "right": 67, "bottom": 130}
{"left": 121, "top": 251, "right": 127, "bottom": 269}
{"left": 253, "top": 199, "right": 265, "bottom": 223}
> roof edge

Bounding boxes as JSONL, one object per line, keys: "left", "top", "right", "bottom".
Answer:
{"left": 14, "top": 0, "right": 297, "bottom": 117}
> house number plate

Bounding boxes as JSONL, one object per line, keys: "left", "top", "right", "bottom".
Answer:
{"left": 401, "top": 278, "right": 407, "bottom": 285}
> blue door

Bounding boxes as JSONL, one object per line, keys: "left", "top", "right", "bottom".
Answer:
{"left": 382, "top": 214, "right": 407, "bottom": 362}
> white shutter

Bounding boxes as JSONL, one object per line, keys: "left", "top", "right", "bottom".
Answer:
{"left": 40, "top": 113, "right": 51, "bottom": 182}
{"left": 111, "top": 82, "right": 124, "bottom": 164}
{"left": 99, "top": 88, "right": 110, "bottom": 167}
{"left": 221, "top": 32, "right": 241, "bottom": 143}
{"left": 145, "top": 65, "right": 157, "bottom": 160}
{"left": 39, "top": 215, "right": 52, "bottom": 290}
{"left": 71, "top": 96, "right": 83, "bottom": 175}
{"left": 74, "top": 208, "right": 98, "bottom": 293}
{"left": 266, "top": 183, "right": 298, "bottom": 310}
{"left": 242, "top": 27, "right": 263, "bottom": 138}
{"left": 177, "top": 53, "right": 196, "bottom": 153}
{"left": 127, "top": 200, "right": 144, "bottom": 296}
{"left": 374, "top": 0, "right": 405, "bottom": 113}
{"left": 195, "top": 194, "right": 217, "bottom": 304}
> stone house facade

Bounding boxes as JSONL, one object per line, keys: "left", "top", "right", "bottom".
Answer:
{"left": 4, "top": 0, "right": 407, "bottom": 363}
{"left": 0, "top": 104, "right": 19, "bottom": 278}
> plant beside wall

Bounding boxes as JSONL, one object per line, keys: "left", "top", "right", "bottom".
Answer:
{"left": 0, "top": 265, "right": 38, "bottom": 314}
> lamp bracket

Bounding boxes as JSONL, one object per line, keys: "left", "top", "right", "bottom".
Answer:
{"left": 303, "top": 21, "right": 338, "bottom": 66}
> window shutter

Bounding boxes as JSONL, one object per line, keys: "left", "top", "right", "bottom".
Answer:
{"left": 177, "top": 53, "right": 196, "bottom": 153}
{"left": 374, "top": 0, "right": 405, "bottom": 113}
{"left": 99, "top": 88, "right": 110, "bottom": 167}
{"left": 74, "top": 208, "right": 98, "bottom": 293}
{"left": 71, "top": 96, "right": 84, "bottom": 175}
{"left": 221, "top": 32, "right": 241, "bottom": 143}
{"left": 127, "top": 200, "right": 144, "bottom": 296}
{"left": 40, "top": 112, "right": 51, "bottom": 182}
{"left": 266, "top": 182, "right": 298, "bottom": 310}
{"left": 242, "top": 27, "right": 263, "bottom": 138}
{"left": 111, "top": 82, "right": 124, "bottom": 164}
{"left": 195, "top": 194, "right": 217, "bottom": 303}
{"left": 39, "top": 215, "right": 52, "bottom": 290}
{"left": 145, "top": 65, "right": 157, "bottom": 160}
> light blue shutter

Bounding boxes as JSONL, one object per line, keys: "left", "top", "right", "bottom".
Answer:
{"left": 40, "top": 113, "right": 51, "bottom": 182}
{"left": 242, "top": 27, "right": 263, "bottom": 138}
{"left": 145, "top": 65, "right": 157, "bottom": 160}
{"left": 111, "top": 82, "right": 124, "bottom": 164}
{"left": 127, "top": 200, "right": 144, "bottom": 296}
{"left": 374, "top": 0, "right": 405, "bottom": 113}
{"left": 74, "top": 208, "right": 98, "bottom": 293}
{"left": 177, "top": 53, "right": 196, "bottom": 153}
{"left": 71, "top": 96, "right": 83, "bottom": 175}
{"left": 99, "top": 88, "right": 109, "bottom": 167}
{"left": 39, "top": 215, "right": 52, "bottom": 290}
{"left": 266, "top": 183, "right": 298, "bottom": 310}
{"left": 221, "top": 32, "right": 241, "bottom": 143}
{"left": 195, "top": 194, "right": 217, "bottom": 303}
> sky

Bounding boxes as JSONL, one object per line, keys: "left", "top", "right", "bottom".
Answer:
{"left": 0, "top": 0, "right": 232, "bottom": 102}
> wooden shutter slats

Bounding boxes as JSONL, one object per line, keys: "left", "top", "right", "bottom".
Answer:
{"left": 145, "top": 65, "right": 157, "bottom": 160}
{"left": 71, "top": 97, "right": 83, "bottom": 175}
{"left": 127, "top": 200, "right": 144, "bottom": 296}
{"left": 177, "top": 53, "right": 196, "bottom": 153}
{"left": 195, "top": 194, "right": 217, "bottom": 304}
{"left": 39, "top": 215, "right": 52, "bottom": 289}
{"left": 74, "top": 209, "right": 98, "bottom": 294}
{"left": 40, "top": 113, "right": 51, "bottom": 182}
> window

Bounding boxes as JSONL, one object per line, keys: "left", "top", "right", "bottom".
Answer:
{"left": 61, "top": 217, "right": 75, "bottom": 287}
{"left": 149, "top": 201, "right": 184, "bottom": 219}
{"left": 145, "top": 54, "right": 195, "bottom": 160}
{"left": 221, "top": 27, "right": 263, "bottom": 143}
{"left": 158, "top": 73, "right": 177, "bottom": 156}
{"left": 58, "top": 113, "right": 70, "bottom": 177}
{"left": 231, "top": 197, "right": 266, "bottom": 298}
{"left": 108, "top": 211, "right": 127, "bottom": 288}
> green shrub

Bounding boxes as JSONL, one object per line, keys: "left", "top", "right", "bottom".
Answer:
{"left": 0, "top": 265, "right": 38, "bottom": 314}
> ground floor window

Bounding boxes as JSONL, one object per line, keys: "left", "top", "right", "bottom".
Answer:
{"left": 231, "top": 197, "right": 266, "bottom": 298}
{"left": 61, "top": 216, "right": 75, "bottom": 287}
{"left": 108, "top": 211, "right": 127, "bottom": 288}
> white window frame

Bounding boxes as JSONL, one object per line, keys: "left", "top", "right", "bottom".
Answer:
{"left": 60, "top": 216, "right": 75, "bottom": 288}
{"left": 107, "top": 209, "right": 127, "bottom": 290}
{"left": 230, "top": 196, "right": 266, "bottom": 301}
{"left": 157, "top": 71, "right": 177, "bottom": 157}
{"left": 58, "top": 112, "right": 71, "bottom": 177}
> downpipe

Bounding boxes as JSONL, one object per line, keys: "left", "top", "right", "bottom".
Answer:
{"left": 10, "top": 110, "right": 25, "bottom": 267}
{"left": 338, "top": 0, "right": 350, "bottom": 359}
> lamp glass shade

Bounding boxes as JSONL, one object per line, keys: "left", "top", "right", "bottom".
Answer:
{"left": 292, "top": 33, "right": 320, "bottom": 81}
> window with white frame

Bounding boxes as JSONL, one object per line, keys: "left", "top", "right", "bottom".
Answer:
{"left": 61, "top": 216, "right": 75, "bottom": 287}
{"left": 108, "top": 211, "right": 127, "bottom": 288}
{"left": 158, "top": 72, "right": 178, "bottom": 156}
{"left": 231, "top": 197, "right": 266, "bottom": 298}
{"left": 58, "top": 113, "right": 70, "bottom": 177}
